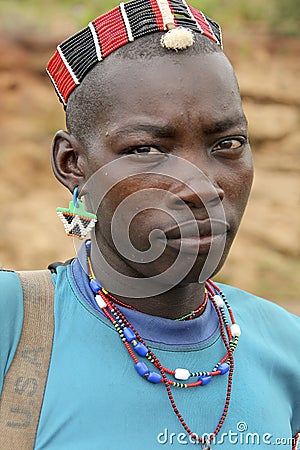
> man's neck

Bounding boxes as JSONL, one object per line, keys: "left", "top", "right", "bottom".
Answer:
{"left": 90, "top": 238, "right": 206, "bottom": 320}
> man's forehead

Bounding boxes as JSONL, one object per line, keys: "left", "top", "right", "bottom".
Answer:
{"left": 68, "top": 49, "right": 243, "bottom": 142}
{"left": 83, "top": 50, "right": 238, "bottom": 108}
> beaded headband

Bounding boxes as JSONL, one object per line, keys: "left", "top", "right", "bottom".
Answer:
{"left": 46, "top": 0, "right": 223, "bottom": 107}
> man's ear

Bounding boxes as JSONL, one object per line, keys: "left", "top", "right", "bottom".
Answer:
{"left": 51, "top": 130, "right": 87, "bottom": 194}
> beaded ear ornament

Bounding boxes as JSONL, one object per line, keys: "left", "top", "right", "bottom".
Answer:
{"left": 56, "top": 187, "right": 97, "bottom": 239}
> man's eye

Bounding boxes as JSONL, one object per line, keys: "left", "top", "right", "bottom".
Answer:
{"left": 213, "top": 138, "right": 246, "bottom": 152}
{"left": 130, "top": 146, "right": 162, "bottom": 155}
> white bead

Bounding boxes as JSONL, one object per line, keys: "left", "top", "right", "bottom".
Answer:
{"left": 174, "top": 368, "right": 190, "bottom": 381}
{"left": 213, "top": 294, "right": 225, "bottom": 308}
{"left": 231, "top": 324, "right": 241, "bottom": 337}
{"left": 95, "top": 294, "right": 107, "bottom": 309}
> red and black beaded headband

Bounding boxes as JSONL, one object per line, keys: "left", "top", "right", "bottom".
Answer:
{"left": 46, "top": 0, "right": 222, "bottom": 107}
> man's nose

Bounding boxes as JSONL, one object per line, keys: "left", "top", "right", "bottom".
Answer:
{"left": 167, "top": 177, "right": 224, "bottom": 211}
{"left": 158, "top": 150, "right": 224, "bottom": 211}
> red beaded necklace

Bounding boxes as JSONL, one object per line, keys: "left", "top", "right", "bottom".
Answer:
{"left": 86, "top": 253, "right": 240, "bottom": 448}
{"left": 103, "top": 286, "right": 209, "bottom": 321}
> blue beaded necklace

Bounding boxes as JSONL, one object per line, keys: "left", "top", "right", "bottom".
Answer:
{"left": 85, "top": 240, "right": 240, "bottom": 448}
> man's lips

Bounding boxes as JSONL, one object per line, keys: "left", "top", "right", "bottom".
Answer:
{"left": 164, "top": 219, "right": 230, "bottom": 239}
{"left": 161, "top": 219, "right": 229, "bottom": 254}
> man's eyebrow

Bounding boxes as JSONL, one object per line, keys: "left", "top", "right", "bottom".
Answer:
{"left": 110, "top": 124, "right": 177, "bottom": 139}
{"left": 109, "top": 115, "right": 248, "bottom": 140}
{"left": 202, "top": 115, "right": 248, "bottom": 135}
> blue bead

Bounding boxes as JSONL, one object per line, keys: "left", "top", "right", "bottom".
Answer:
{"left": 134, "top": 342, "right": 148, "bottom": 357}
{"left": 123, "top": 327, "right": 136, "bottom": 342}
{"left": 147, "top": 371, "right": 162, "bottom": 384}
{"left": 85, "top": 240, "right": 92, "bottom": 251}
{"left": 89, "top": 278, "right": 102, "bottom": 293}
{"left": 218, "top": 363, "right": 230, "bottom": 375}
{"left": 199, "top": 375, "right": 212, "bottom": 385}
{"left": 135, "top": 362, "right": 149, "bottom": 377}
{"left": 73, "top": 186, "right": 79, "bottom": 208}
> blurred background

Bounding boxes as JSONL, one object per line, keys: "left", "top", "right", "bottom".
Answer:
{"left": 0, "top": 0, "right": 299, "bottom": 313}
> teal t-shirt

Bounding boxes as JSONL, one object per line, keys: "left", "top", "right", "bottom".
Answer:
{"left": 0, "top": 262, "right": 299, "bottom": 449}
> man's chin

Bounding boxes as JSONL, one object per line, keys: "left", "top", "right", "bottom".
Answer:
{"left": 174, "top": 245, "right": 231, "bottom": 285}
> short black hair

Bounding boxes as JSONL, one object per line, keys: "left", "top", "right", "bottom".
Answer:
{"left": 66, "top": 32, "right": 222, "bottom": 149}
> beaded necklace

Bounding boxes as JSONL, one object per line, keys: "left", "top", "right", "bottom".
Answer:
{"left": 175, "top": 293, "right": 208, "bottom": 321}
{"left": 85, "top": 244, "right": 240, "bottom": 448}
{"left": 90, "top": 274, "right": 208, "bottom": 321}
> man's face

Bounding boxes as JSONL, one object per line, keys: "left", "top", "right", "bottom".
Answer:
{"left": 81, "top": 50, "right": 253, "bottom": 288}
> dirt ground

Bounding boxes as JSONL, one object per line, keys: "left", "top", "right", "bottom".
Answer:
{"left": 0, "top": 27, "right": 299, "bottom": 315}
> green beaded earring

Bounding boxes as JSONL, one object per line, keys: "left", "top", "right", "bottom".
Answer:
{"left": 57, "top": 187, "right": 97, "bottom": 239}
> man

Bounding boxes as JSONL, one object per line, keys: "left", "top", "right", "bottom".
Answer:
{"left": 0, "top": 0, "right": 299, "bottom": 448}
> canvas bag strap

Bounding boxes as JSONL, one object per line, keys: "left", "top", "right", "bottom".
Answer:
{"left": 0, "top": 270, "right": 55, "bottom": 449}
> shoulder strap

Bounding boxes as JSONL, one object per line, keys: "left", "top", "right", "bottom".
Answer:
{"left": 0, "top": 270, "right": 55, "bottom": 449}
